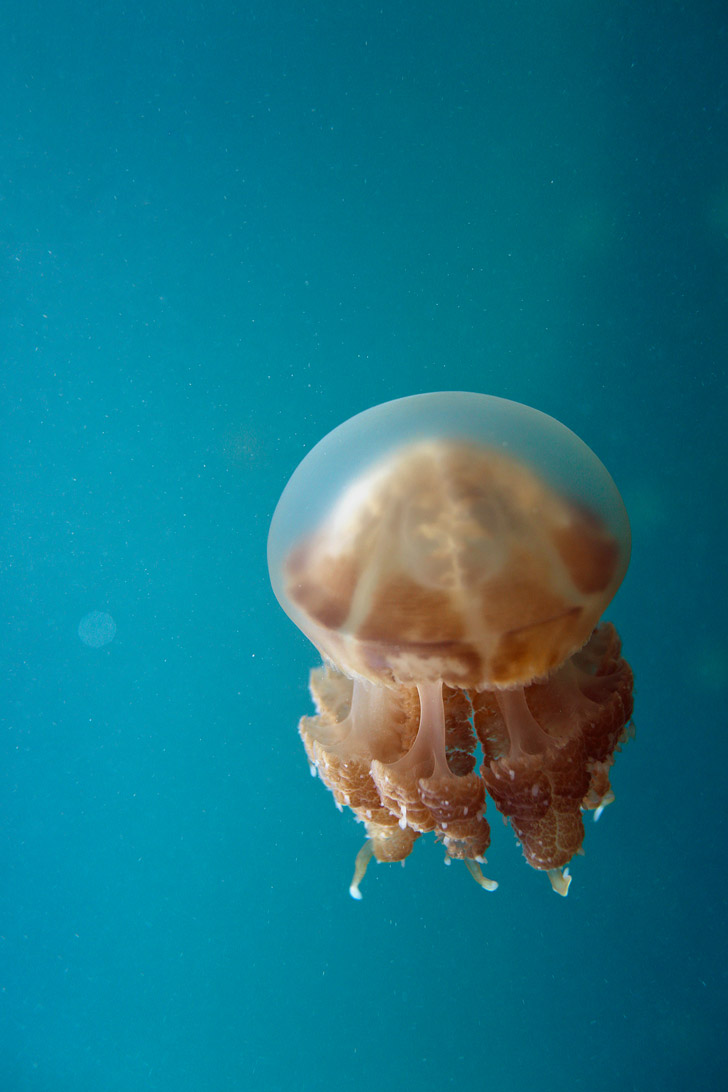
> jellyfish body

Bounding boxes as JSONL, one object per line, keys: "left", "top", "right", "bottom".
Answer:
{"left": 268, "top": 393, "right": 633, "bottom": 896}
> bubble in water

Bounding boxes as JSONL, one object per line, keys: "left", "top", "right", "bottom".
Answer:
{"left": 78, "top": 611, "right": 117, "bottom": 648}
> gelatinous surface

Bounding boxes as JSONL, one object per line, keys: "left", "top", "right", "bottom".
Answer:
{"left": 282, "top": 438, "right": 626, "bottom": 689}
{"left": 268, "top": 393, "right": 633, "bottom": 895}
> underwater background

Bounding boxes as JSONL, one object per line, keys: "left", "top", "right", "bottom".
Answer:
{"left": 2, "top": 2, "right": 727, "bottom": 1090}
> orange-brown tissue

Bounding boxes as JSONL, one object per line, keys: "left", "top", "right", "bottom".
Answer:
{"left": 268, "top": 396, "right": 634, "bottom": 898}
{"left": 300, "top": 623, "right": 632, "bottom": 897}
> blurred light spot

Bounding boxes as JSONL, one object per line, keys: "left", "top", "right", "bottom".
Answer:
{"left": 78, "top": 611, "right": 117, "bottom": 648}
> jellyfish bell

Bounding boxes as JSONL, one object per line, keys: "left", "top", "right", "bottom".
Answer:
{"left": 269, "top": 393, "right": 630, "bottom": 688}
{"left": 268, "top": 393, "right": 633, "bottom": 897}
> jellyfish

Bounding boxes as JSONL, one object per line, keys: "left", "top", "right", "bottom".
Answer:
{"left": 268, "top": 392, "right": 633, "bottom": 897}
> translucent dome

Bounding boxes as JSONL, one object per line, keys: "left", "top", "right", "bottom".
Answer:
{"left": 268, "top": 391, "right": 630, "bottom": 690}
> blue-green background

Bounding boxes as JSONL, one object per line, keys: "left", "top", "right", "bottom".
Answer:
{"left": 3, "top": 2, "right": 726, "bottom": 1089}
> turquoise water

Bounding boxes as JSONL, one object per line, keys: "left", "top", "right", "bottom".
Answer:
{"left": 3, "top": 2, "right": 726, "bottom": 1089}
